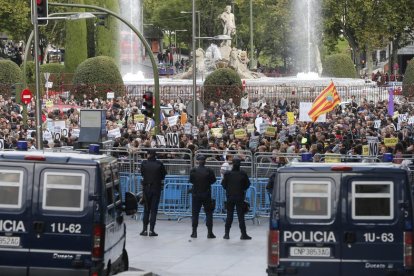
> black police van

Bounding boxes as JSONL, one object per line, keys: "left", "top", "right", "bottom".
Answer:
{"left": 0, "top": 149, "right": 137, "bottom": 276}
{"left": 267, "top": 161, "right": 414, "bottom": 276}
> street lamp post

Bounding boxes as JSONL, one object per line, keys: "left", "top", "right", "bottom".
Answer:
{"left": 181, "top": 10, "right": 200, "bottom": 48}
{"left": 31, "top": 0, "right": 42, "bottom": 149}
{"left": 250, "top": 0, "right": 256, "bottom": 70}
{"left": 174, "top": 29, "right": 187, "bottom": 60}
{"left": 191, "top": 0, "right": 197, "bottom": 126}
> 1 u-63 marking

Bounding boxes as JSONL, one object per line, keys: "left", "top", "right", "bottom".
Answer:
{"left": 363, "top": 233, "right": 394, "bottom": 242}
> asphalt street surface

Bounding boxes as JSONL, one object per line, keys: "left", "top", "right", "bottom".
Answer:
{"left": 125, "top": 216, "right": 267, "bottom": 276}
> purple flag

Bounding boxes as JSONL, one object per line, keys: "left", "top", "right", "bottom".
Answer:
{"left": 388, "top": 88, "right": 394, "bottom": 116}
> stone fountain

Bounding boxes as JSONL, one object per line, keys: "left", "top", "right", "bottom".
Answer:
{"left": 123, "top": 3, "right": 367, "bottom": 89}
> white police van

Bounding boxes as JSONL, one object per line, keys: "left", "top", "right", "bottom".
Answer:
{"left": 267, "top": 161, "right": 414, "bottom": 276}
{"left": 0, "top": 147, "right": 137, "bottom": 276}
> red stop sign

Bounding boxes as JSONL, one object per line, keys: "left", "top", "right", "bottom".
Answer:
{"left": 21, "top": 89, "right": 33, "bottom": 105}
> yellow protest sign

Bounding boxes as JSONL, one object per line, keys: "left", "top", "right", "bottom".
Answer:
{"left": 384, "top": 137, "right": 398, "bottom": 147}
{"left": 234, "top": 129, "right": 247, "bottom": 139}
{"left": 246, "top": 124, "right": 255, "bottom": 133}
{"left": 134, "top": 114, "right": 145, "bottom": 122}
{"left": 46, "top": 100, "right": 53, "bottom": 108}
{"left": 287, "top": 112, "right": 295, "bottom": 125}
{"left": 362, "top": 145, "right": 369, "bottom": 156}
{"left": 265, "top": 126, "right": 277, "bottom": 137}
{"left": 325, "top": 153, "right": 341, "bottom": 163}
{"left": 211, "top": 128, "right": 223, "bottom": 138}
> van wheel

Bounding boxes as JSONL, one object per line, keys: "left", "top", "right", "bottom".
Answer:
{"left": 121, "top": 249, "right": 129, "bottom": 271}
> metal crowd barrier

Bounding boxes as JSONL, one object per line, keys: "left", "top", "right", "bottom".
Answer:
{"left": 254, "top": 178, "right": 271, "bottom": 217}
{"left": 117, "top": 151, "right": 414, "bottom": 221}
{"left": 120, "top": 174, "right": 257, "bottom": 221}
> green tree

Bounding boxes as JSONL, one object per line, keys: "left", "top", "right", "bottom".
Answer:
{"left": 323, "top": 0, "right": 414, "bottom": 75}
{"left": 0, "top": 0, "right": 31, "bottom": 40}
{"left": 64, "top": 0, "right": 88, "bottom": 73}
{"left": 94, "top": 0, "right": 120, "bottom": 61}
{"left": 380, "top": 0, "right": 414, "bottom": 75}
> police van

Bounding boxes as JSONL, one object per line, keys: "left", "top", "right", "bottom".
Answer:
{"left": 267, "top": 161, "right": 414, "bottom": 276}
{"left": 0, "top": 149, "right": 138, "bottom": 276}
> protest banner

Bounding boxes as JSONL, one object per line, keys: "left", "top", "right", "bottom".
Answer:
{"left": 234, "top": 129, "right": 247, "bottom": 139}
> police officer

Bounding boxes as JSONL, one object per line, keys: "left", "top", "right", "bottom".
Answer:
{"left": 189, "top": 155, "right": 217, "bottom": 238}
{"left": 221, "top": 157, "right": 252, "bottom": 240}
{"left": 140, "top": 149, "right": 167, "bottom": 236}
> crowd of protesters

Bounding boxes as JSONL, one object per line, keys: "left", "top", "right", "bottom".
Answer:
{"left": 1, "top": 90, "right": 414, "bottom": 165}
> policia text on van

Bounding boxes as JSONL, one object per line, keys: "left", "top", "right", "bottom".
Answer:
{"left": 0, "top": 149, "right": 138, "bottom": 276}
{"left": 267, "top": 161, "right": 414, "bottom": 276}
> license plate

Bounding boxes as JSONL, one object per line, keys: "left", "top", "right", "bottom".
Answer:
{"left": 290, "top": 247, "right": 330, "bottom": 257}
{"left": 0, "top": 236, "right": 20, "bottom": 247}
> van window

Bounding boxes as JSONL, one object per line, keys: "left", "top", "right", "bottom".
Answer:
{"left": 352, "top": 181, "right": 393, "bottom": 220}
{"left": 0, "top": 170, "right": 23, "bottom": 209}
{"left": 42, "top": 172, "right": 85, "bottom": 212}
{"left": 289, "top": 181, "right": 331, "bottom": 219}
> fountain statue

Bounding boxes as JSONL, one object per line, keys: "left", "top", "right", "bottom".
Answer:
{"left": 175, "top": 5, "right": 263, "bottom": 80}
{"left": 205, "top": 42, "right": 222, "bottom": 71}
{"left": 229, "top": 48, "right": 262, "bottom": 79}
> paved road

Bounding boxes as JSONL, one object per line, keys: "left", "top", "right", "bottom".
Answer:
{"left": 125, "top": 216, "right": 268, "bottom": 276}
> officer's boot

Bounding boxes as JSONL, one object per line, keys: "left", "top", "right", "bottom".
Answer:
{"left": 191, "top": 227, "right": 197, "bottom": 238}
{"left": 140, "top": 224, "right": 148, "bottom": 236}
{"left": 207, "top": 226, "right": 216, "bottom": 239}
{"left": 149, "top": 226, "right": 158, "bottom": 237}
{"left": 223, "top": 227, "right": 230, "bottom": 240}
{"left": 240, "top": 231, "right": 252, "bottom": 240}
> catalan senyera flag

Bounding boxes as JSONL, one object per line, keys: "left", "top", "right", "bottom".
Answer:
{"left": 308, "top": 81, "right": 341, "bottom": 122}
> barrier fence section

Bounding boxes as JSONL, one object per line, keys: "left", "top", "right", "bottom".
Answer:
{"left": 118, "top": 151, "right": 414, "bottom": 220}
{"left": 123, "top": 84, "right": 393, "bottom": 105}
{"left": 162, "top": 180, "right": 257, "bottom": 221}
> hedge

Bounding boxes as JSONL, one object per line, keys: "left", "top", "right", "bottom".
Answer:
{"left": 322, "top": 54, "right": 357, "bottom": 78}
{"left": 203, "top": 68, "right": 243, "bottom": 106}
{"left": 403, "top": 59, "right": 414, "bottom": 98}
{"left": 72, "top": 56, "right": 125, "bottom": 101}
{"left": 0, "top": 60, "right": 24, "bottom": 99}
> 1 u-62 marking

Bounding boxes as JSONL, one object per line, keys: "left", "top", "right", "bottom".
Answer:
{"left": 50, "top": 223, "right": 81, "bottom": 234}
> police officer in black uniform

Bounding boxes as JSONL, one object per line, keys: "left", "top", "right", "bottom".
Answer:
{"left": 140, "top": 149, "right": 167, "bottom": 236}
{"left": 189, "top": 155, "right": 217, "bottom": 238}
{"left": 221, "top": 157, "right": 252, "bottom": 240}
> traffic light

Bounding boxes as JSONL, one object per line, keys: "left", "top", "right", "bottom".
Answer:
{"left": 95, "top": 14, "right": 108, "bottom": 28}
{"left": 142, "top": 91, "right": 154, "bottom": 118}
{"left": 36, "top": 0, "right": 48, "bottom": 26}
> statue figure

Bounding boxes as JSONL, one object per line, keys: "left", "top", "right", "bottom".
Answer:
{"left": 175, "top": 48, "right": 205, "bottom": 79}
{"left": 229, "top": 48, "right": 263, "bottom": 79}
{"left": 218, "top": 5, "right": 236, "bottom": 47}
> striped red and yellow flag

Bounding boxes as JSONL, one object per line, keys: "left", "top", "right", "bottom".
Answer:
{"left": 308, "top": 81, "right": 341, "bottom": 122}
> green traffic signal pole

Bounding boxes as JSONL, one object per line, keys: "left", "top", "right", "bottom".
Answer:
{"left": 48, "top": 2, "right": 160, "bottom": 134}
